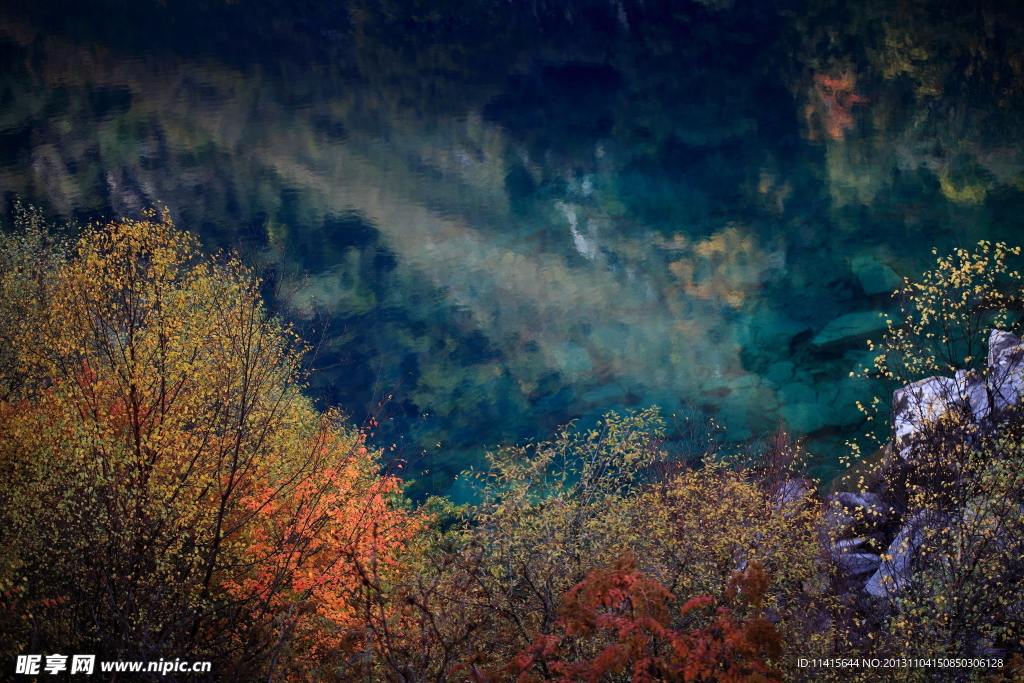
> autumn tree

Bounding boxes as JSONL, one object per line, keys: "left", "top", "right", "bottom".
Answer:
{"left": 354, "top": 411, "right": 829, "bottom": 681}
{"left": 0, "top": 207, "right": 420, "bottom": 680}
{"left": 509, "top": 556, "right": 783, "bottom": 683}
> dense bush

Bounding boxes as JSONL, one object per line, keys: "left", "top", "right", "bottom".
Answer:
{"left": 354, "top": 413, "right": 830, "bottom": 681}
{"left": 0, "top": 207, "right": 421, "bottom": 681}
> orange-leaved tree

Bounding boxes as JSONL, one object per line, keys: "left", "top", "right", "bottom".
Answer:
{"left": 0, "top": 207, "right": 422, "bottom": 680}
{"left": 509, "top": 555, "right": 783, "bottom": 683}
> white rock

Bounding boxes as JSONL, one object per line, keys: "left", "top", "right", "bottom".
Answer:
{"left": 954, "top": 369, "right": 991, "bottom": 423}
{"left": 987, "top": 329, "right": 1024, "bottom": 412}
{"left": 892, "top": 376, "right": 958, "bottom": 456}
{"left": 865, "top": 512, "right": 947, "bottom": 599}
{"left": 891, "top": 368, "right": 993, "bottom": 461}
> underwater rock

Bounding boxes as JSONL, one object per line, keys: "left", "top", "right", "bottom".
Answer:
{"left": 777, "top": 382, "right": 816, "bottom": 405}
{"left": 589, "top": 325, "right": 631, "bottom": 355}
{"left": 740, "top": 307, "right": 811, "bottom": 354}
{"left": 779, "top": 402, "right": 836, "bottom": 434}
{"left": 812, "top": 311, "right": 896, "bottom": 348}
{"left": 847, "top": 350, "right": 879, "bottom": 376}
{"left": 776, "top": 381, "right": 844, "bottom": 433}
{"left": 574, "top": 404, "right": 628, "bottom": 434}
{"left": 718, "top": 384, "right": 779, "bottom": 441}
{"left": 827, "top": 376, "right": 874, "bottom": 426}
{"left": 532, "top": 387, "right": 576, "bottom": 413}
{"left": 765, "top": 360, "right": 795, "bottom": 387}
{"left": 550, "top": 342, "right": 594, "bottom": 376}
{"left": 851, "top": 255, "right": 903, "bottom": 295}
{"left": 638, "top": 390, "right": 683, "bottom": 415}
{"left": 581, "top": 383, "right": 626, "bottom": 407}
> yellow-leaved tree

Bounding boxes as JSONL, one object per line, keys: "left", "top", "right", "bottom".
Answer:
{"left": 839, "top": 242, "right": 1024, "bottom": 679}
{"left": 0, "top": 206, "right": 422, "bottom": 680}
{"left": 356, "top": 411, "right": 830, "bottom": 681}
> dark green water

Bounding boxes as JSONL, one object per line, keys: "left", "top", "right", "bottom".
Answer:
{"left": 3, "top": 0, "right": 1024, "bottom": 496}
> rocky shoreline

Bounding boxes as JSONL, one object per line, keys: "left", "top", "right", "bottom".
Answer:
{"left": 773, "top": 328, "right": 1024, "bottom": 652}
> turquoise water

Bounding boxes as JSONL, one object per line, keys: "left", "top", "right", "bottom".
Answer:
{"left": 2, "top": 0, "right": 1024, "bottom": 496}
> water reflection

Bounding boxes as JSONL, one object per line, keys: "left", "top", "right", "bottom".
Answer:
{"left": 2, "top": 0, "right": 1024, "bottom": 494}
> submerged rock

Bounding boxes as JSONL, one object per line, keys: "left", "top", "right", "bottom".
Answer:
{"left": 739, "top": 307, "right": 811, "bottom": 355}
{"left": 812, "top": 311, "right": 896, "bottom": 348}
{"left": 824, "top": 376, "right": 874, "bottom": 426}
{"left": 778, "top": 382, "right": 816, "bottom": 405}
{"left": 851, "top": 255, "right": 903, "bottom": 295}
{"left": 718, "top": 383, "right": 780, "bottom": 441}
{"left": 779, "top": 402, "right": 836, "bottom": 434}
{"left": 581, "top": 383, "right": 626, "bottom": 407}
{"left": 550, "top": 342, "right": 593, "bottom": 375}
{"left": 765, "top": 360, "right": 795, "bottom": 387}
{"left": 637, "top": 390, "right": 683, "bottom": 415}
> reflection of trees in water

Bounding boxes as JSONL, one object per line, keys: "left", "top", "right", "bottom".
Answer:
{"left": 4, "top": 0, "right": 1024, "bottom": 489}
{"left": 787, "top": 0, "right": 1024, "bottom": 212}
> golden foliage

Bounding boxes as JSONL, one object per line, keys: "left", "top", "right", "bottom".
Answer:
{"left": 356, "top": 412, "right": 831, "bottom": 680}
{"left": 0, "top": 209, "right": 420, "bottom": 678}
{"left": 838, "top": 242, "right": 1024, "bottom": 675}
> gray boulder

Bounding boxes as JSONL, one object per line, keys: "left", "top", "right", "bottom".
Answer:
{"left": 891, "top": 375, "right": 989, "bottom": 460}
{"left": 988, "top": 329, "right": 1024, "bottom": 412}
{"left": 773, "top": 478, "right": 815, "bottom": 514}
{"left": 864, "top": 511, "right": 947, "bottom": 599}
{"left": 831, "top": 537, "right": 882, "bottom": 578}
{"left": 824, "top": 492, "right": 888, "bottom": 537}
{"left": 891, "top": 371, "right": 992, "bottom": 461}
{"left": 892, "top": 376, "right": 958, "bottom": 453}
{"left": 955, "top": 369, "right": 991, "bottom": 423}
{"left": 838, "top": 551, "right": 882, "bottom": 578}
